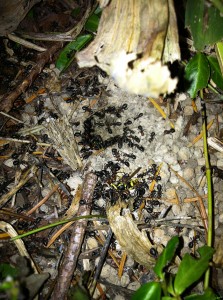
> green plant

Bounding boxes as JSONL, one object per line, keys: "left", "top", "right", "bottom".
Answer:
{"left": 131, "top": 236, "right": 218, "bottom": 300}
{"left": 55, "top": 7, "right": 101, "bottom": 73}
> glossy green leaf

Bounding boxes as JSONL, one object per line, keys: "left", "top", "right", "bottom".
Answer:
{"left": 185, "top": 53, "right": 210, "bottom": 98}
{"left": 131, "top": 282, "right": 161, "bottom": 300}
{"left": 56, "top": 34, "right": 92, "bottom": 72}
{"left": 85, "top": 13, "right": 99, "bottom": 32}
{"left": 154, "top": 236, "right": 179, "bottom": 280}
{"left": 215, "top": 41, "right": 223, "bottom": 78}
{"left": 184, "top": 288, "right": 218, "bottom": 300}
{"left": 166, "top": 275, "right": 175, "bottom": 296}
{"left": 207, "top": 56, "right": 223, "bottom": 90}
{"left": 174, "top": 246, "right": 215, "bottom": 296}
{"left": 185, "top": 0, "right": 223, "bottom": 51}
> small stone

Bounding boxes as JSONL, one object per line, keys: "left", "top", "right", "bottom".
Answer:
{"left": 217, "top": 159, "right": 223, "bottom": 168}
{"left": 114, "top": 296, "right": 125, "bottom": 300}
{"left": 165, "top": 187, "right": 176, "bottom": 199}
{"left": 178, "top": 147, "right": 190, "bottom": 160}
{"left": 183, "top": 167, "right": 194, "bottom": 180}
{"left": 184, "top": 106, "right": 194, "bottom": 116}
{"left": 193, "top": 148, "right": 203, "bottom": 159}
{"left": 172, "top": 145, "right": 180, "bottom": 153}
{"left": 125, "top": 256, "right": 135, "bottom": 267}
{"left": 86, "top": 237, "right": 98, "bottom": 249}
{"left": 163, "top": 153, "right": 177, "bottom": 165}
{"left": 120, "top": 274, "right": 130, "bottom": 287}
{"left": 197, "top": 157, "right": 206, "bottom": 166}
{"left": 169, "top": 176, "right": 179, "bottom": 184}
{"left": 153, "top": 228, "right": 165, "bottom": 244}
{"left": 128, "top": 281, "right": 141, "bottom": 291}
{"left": 40, "top": 204, "right": 49, "bottom": 213}
{"left": 219, "top": 213, "right": 223, "bottom": 224}
{"left": 172, "top": 204, "right": 181, "bottom": 216}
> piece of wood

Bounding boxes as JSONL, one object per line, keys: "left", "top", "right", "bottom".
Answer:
{"left": 77, "top": 0, "right": 180, "bottom": 97}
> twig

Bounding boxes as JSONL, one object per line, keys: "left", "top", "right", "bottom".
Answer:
{"left": 0, "top": 136, "right": 51, "bottom": 147}
{"left": 26, "top": 184, "right": 59, "bottom": 215}
{"left": 1, "top": 0, "right": 93, "bottom": 113}
{"left": 7, "top": 33, "right": 46, "bottom": 51}
{"left": 0, "top": 42, "right": 63, "bottom": 113}
{"left": 89, "top": 228, "right": 113, "bottom": 297}
{"left": 51, "top": 172, "right": 97, "bottom": 300}
{"left": 0, "top": 165, "right": 38, "bottom": 208}
{"left": 0, "top": 111, "right": 24, "bottom": 123}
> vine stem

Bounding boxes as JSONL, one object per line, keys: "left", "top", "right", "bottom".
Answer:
{"left": 199, "top": 92, "right": 213, "bottom": 289}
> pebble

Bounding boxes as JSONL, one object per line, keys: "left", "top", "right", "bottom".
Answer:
{"left": 128, "top": 281, "right": 141, "bottom": 291}
{"left": 184, "top": 106, "right": 194, "bottom": 116}
{"left": 101, "top": 264, "right": 118, "bottom": 284}
{"left": 120, "top": 274, "right": 130, "bottom": 287}
{"left": 165, "top": 187, "right": 176, "bottom": 199}
{"left": 86, "top": 237, "right": 98, "bottom": 249}
{"left": 114, "top": 296, "right": 125, "bottom": 300}
{"left": 169, "top": 176, "right": 179, "bottom": 184}
{"left": 171, "top": 204, "right": 182, "bottom": 216}
{"left": 197, "top": 157, "right": 206, "bottom": 166}
{"left": 153, "top": 228, "right": 165, "bottom": 244}
{"left": 193, "top": 148, "right": 203, "bottom": 159}
{"left": 183, "top": 167, "right": 194, "bottom": 180}
{"left": 178, "top": 147, "right": 191, "bottom": 161}
{"left": 163, "top": 153, "right": 177, "bottom": 165}
{"left": 40, "top": 204, "right": 49, "bottom": 213}
{"left": 125, "top": 256, "right": 135, "bottom": 267}
{"left": 219, "top": 213, "right": 223, "bottom": 224}
{"left": 217, "top": 159, "right": 223, "bottom": 168}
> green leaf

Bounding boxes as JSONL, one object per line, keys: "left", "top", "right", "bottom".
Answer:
{"left": 85, "top": 14, "right": 99, "bottom": 32}
{"left": 161, "top": 297, "right": 174, "bottom": 300}
{"left": 131, "top": 282, "right": 161, "bottom": 300}
{"left": 215, "top": 41, "right": 223, "bottom": 78}
{"left": 207, "top": 56, "right": 223, "bottom": 90}
{"left": 56, "top": 34, "right": 92, "bottom": 72}
{"left": 154, "top": 236, "right": 179, "bottom": 280}
{"left": 166, "top": 275, "right": 175, "bottom": 296}
{"left": 0, "top": 263, "right": 18, "bottom": 280}
{"left": 185, "top": 0, "right": 223, "bottom": 51}
{"left": 185, "top": 53, "right": 210, "bottom": 98}
{"left": 174, "top": 246, "right": 215, "bottom": 296}
{"left": 184, "top": 287, "right": 218, "bottom": 300}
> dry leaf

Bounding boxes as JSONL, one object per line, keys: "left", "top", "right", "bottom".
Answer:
{"left": 107, "top": 203, "right": 162, "bottom": 268}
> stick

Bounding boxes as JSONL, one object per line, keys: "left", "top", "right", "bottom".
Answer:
{"left": 51, "top": 172, "right": 97, "bottom": 300}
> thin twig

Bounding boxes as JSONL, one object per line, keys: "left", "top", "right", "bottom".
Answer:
{"left": 26, "top": 184, "right": 59, "bottom": 215}
{"left": 0, "top": 165, "right": 38, "bottom": 208}
{"left": 51, "top": 172, "right": 97, "bottom": 300}
{"left": 89, "top": 228, "right": 113, "bottom": 297}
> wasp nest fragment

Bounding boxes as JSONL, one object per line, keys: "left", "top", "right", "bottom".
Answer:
{"left": 107, "top": 203, "right": 163, "bottom": 268}
{"left": 77, "top": 0, "right": 180, "bottom": 97}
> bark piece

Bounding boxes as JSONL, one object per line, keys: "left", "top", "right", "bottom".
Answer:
{"left": 77, "top": 0, "right": 180, "bottom": 98}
